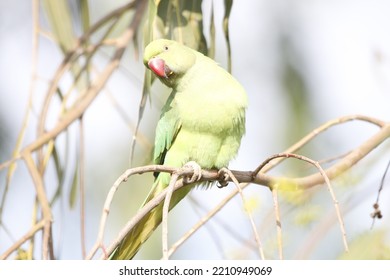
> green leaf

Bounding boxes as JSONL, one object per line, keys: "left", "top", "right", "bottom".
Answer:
{"left": 155, "top": 0, "right": 207, "bottom": 53}
{"left": 223, "top": 0, "right": 233, "bottom": 72}
{"left": 79, "top": 0, "right": 90, "bottom": 32}
{"left": 50, "top": 145, "right": 65, "bottom": 206}
{"left": 208, "top": 2, "right": 215, "bottom": 59}
{"left": 42, "top": 0, "right": 76, "bottom": 52}
{"left": 69, "top": 163, "right": 79, "bottom": 209}
{"left": 42, "top": 0, "right": 88, "bottom": 92}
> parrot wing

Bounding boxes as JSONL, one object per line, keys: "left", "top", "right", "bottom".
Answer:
{"left": 153, "top": 90, "right": 181, "bottom": 167}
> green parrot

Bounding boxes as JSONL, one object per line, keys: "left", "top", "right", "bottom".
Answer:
{"left": 110, "top": 39, "right": 247, "bottom": 259}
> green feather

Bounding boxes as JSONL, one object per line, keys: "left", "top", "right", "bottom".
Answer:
{"left": 153, "top": 90, "right": 181, "bottom": 165}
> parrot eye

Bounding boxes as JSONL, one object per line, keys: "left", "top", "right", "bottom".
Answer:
{"left": 163, "top": 46, "right": 169, "bottom": 51}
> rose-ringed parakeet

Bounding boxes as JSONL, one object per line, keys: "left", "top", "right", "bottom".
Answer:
{"left": 110, "top": 39, "right": 247, "bottom": 259}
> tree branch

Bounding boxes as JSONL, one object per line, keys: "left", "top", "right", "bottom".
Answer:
{"left": 0, "top": 220, "right": 45, "bottom": 260}
{"left": 93, "top": 115, "right": 390, "bottom": 259}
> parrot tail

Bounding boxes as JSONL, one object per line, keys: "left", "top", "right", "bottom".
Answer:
{"left": 109, "top": 175, "right": 193, "bottom": 260}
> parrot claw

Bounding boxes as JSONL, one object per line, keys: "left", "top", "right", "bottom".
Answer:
{"left": 217, "top": 168, "right": 230, "bottom": 188}
{"left": 183, "top": 161, "right": 202, "bottom": 184}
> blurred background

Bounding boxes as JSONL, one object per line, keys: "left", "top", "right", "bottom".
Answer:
{"left": 1, "top": 0, "right": 390, "bottom": 260}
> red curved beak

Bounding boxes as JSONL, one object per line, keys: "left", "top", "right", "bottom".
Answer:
{"left": 148, "top": 57, "right": 172, "bottom": 78}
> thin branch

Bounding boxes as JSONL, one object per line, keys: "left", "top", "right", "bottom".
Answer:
{"left": 36, "top": 0, "right": 138, "bottom": 144}
{"left": 252, "top": 114, "right": 386, "bottom": 176}
{"left": 88, "top": 115, "right": 390, "bottom": 259}
{"left": 250, "top": 122, "right": 390, "bottom": 189}
{"left": 375, "top": 157, "right": 390, "bottom": 205}
{"left": 14, "top": 9, "right": 147, "bottom": 259}
{"left": 259, "top": 153, "right": 348, "bottom": 253}
{"left": 370, "top": 158, "right": 390, "bottom": 227}
{"left": 188, "top": 195, "right": 254, "bottom": 254}
{"left": 0, "top": 0, "right": 41, "bottom": 226}
{"left": 101, "top": 179, "right": 188, "bottom": 259}
{"left": 0, "top": 1, "right": 146, "bottom": 173}
{"left": 22, "top": 153, "right": 53, "bottom": 259}
{"left": 219, "top": 168, "right": 265, "bottom": 259}
{"left": 24, "top": 19, "right": 143, "bottom": 156}
{"left": 0, "top": 157, "right": 21, "bottom": 172}
{"left": 129, "top": 71, "right": 150, "bottom": 167}
{"left": 28, "top": 197, "right": 39, "bottom": 259}
{"left": 162, "top": 173, "right": 180, "bottom": 260}
{"left": 272, "top": 189, "right": 283, "bottom": 260}
{"left": 104, "top": 87, "right": 152, "bottom": 151}
{"left": 79, "top": 116, "right": 86, "bottom": 258}
{"left": 86, "top": 165, "right": 193, "bottom": 259}
{"left": 189, "top": 196, "right": 228, "bottom": 259}
{"left": 167, "top": 189, "right": 240, "bottom": 258}
{"left": 0, "top": 220, "right": 45, "bottom": 260}
{"left": 37, "top": 7, "right": 123, "bottom": 152}
{"left": 0, "top": 2, "right": 147, "bottom": 260}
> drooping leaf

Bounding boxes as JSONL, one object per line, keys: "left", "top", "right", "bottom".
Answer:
{"left": 50, "top": 145, "right": 65, "bottom": 206}
{"left": 155, "top": 0, "right": 207, "bottom": 53}
{"left": 223, "top": 0, "right": 233, "bottom": 72}
{"left": 42, "top": 0, "right": 88, "bottom": 92}
{"left": 42, "top": 0, "right": 77, "bottom": 52}
{"left": 69, "top": 162, "right": 79, "bottom": 209}
{"left": 79, "top": 0, "right": 90, "bottom": 32}
{"left": 208, "top": 1, "right": 215, "bottom": 59}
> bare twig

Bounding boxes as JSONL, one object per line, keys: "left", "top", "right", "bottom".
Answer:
{"left": 272, "top": 189, "right": 283, "bottom": 260}
{"left": 104, "top": 87, "right": 152, "bottom": 151}
{"left": 0, "top": 1, "right": 146, "bottom": 173}
{"left": 28, "top": 197, "right": 39, "bottom": 259}
{"left": 36, "top": 0, "right": 138, "bottom": 144}
{"left": 188, "top": 195, "right": 255, "bottom": 253}
{"left": 258, "top": 153, "right": 348, "bottom": 253}
{"left": 23, "top": 15, "right": 144, "bottom": 156}
{"left": 219, "top": 168, "right": 265, "bottom": 259}
{"left": 22, "top": 153, "right": 53, "bottom": 259}
{"left": 86, "top": 165, "right": 194, "bottom": 259}
{"left": 162, "top": 173, "right": 180, "bottom": 260}
{"left": 186, "top": 196, "right": 228, "bottom": 258}
{"left": 0, "top": 0, "right": 40, "bottom": 227}
{"left": 167, "top": 190, "right": 240, "bottom": 258}
{"left": 79, "top": 116, "right": 86, "bottom": 258}
{"left": 252, "top": 114, "right": 386, "bottom": 177}
{"left": 101, "top": 179, "right": 189, "bottom": 259}
{"left": 370, "top": 158, "right": 390, "bottom": 228}
{"left": 250, "top": 121, "right": 390, "bottom": 189}
{"left": 0, "top": 220, "right": 45, "bottom": 260}
{"left": 98, "top": 117, "right": 389, "bottom": 259}
{"left": 129, "top": 71, "right": 150, "bottom": 167}
{"left": 2, "top": 4, "right": 146, "bottom": 259}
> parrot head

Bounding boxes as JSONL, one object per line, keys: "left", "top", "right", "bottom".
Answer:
{"left": 143, "top": 39, "right": 196, "bottom": 87}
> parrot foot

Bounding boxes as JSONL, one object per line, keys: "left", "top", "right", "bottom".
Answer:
{"left": 183, "top": 161, "right": 202, "bottom": 184}
{"left": 217, "top": 168, "right": 230, "bottom": 188}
